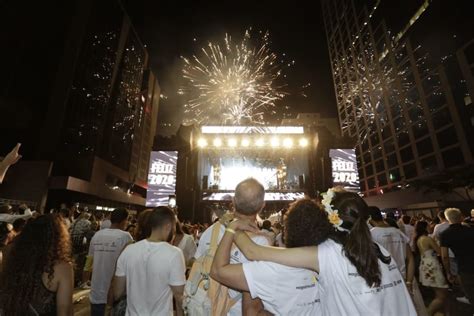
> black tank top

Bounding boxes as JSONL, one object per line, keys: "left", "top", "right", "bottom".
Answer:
{"left": 28, "top": 276, "right": 56, "bottom": 316}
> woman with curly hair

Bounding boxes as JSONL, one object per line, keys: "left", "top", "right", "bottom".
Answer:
{"left": 0, "top": 214, "right": 74, "bottom": 316}
{"left": 215, "top": 190, "right": 416, "bottom": 315}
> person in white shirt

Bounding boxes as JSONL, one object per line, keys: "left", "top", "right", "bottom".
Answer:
{"left": 369, "top": 206, "right": 414, "bottom": 281}
{"left": 113, "top": 206, "right": 185, "bottom": 316}
{"left": 83, "top": 208, "right": 132, "bottom": 316}
{"left": 432, "top": 210, "right": 457, "bottom": 275}
{"left": 172, "top": 221, "right": 196, "bottom": 267}
{"left": 229, "top": 189, "right": 416, "bottom": 316}
{"left": 0, "top": 204, "right": 32, "bottom": 223}
{"left": 211, "top": 199, "right": 322, "bottom": 315}
{"left": 193, "top": 178, "right": 271, "bottom": 315}
{"left": 100, "top": 212, "right": 112, "bottom": 230}
{"left": 398, "top": 215, "right": 415, "bottom": 248}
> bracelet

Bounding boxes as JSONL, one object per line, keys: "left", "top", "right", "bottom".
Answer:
{"left": 225, "top": 228, "right": 236, "bottom": 235}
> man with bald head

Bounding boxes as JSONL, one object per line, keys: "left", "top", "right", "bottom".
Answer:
{"left": 194, "top": 178, "right": 270, "bottom": 315}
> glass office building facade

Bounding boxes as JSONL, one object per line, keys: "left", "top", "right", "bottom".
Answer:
{"left": 321, "top": 0, "right": 474, "bottom": 197}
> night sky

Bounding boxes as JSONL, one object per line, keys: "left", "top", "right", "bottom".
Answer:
{"left": 124, "top": 1, "right": 337, "bottom": 136}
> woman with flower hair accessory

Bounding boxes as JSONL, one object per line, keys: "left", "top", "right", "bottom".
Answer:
{"left": 226, "top": 189, "right": 416, "bottom": 315}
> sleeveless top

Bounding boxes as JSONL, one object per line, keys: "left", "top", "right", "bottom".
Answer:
{"left": 28, "top": 276, "right": 56, "bottom": 316}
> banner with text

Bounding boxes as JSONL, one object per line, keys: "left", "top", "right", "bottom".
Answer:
{"left": 146, "top": 151, "right": 178, "bottom": 207}
{"left": 329, "top": 149, "right": 360, "bottom": 192}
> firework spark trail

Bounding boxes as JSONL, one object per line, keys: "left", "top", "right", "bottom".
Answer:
{"left": 180, "top": 29, "right": 288, "bottom": 125}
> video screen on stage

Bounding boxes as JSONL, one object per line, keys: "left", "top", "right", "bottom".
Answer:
{"left": 146, "top": 151, "right": 178, "bottom": 207}
{"left": 329, "top": 149, "right": 360, "bottom": 192}
{"left": 198, "top": 150, "right": 308, "bottom": 201}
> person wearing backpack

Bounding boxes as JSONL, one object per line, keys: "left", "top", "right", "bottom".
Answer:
{"left": 184, "top": 178, "right": 271, "bottom": 315}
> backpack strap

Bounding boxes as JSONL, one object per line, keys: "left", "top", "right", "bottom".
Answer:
{"left": 208, "top": 223, "right": 222, "bottom": 256}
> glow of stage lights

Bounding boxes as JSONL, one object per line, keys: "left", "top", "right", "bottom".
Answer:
{"left": 197, "top": 138, "right": 208, "bottom": 148}
{"left": 228, "top": 138, "right": 237, "bottom": 147}
{"left": 283, "top": 138, "right": 293, "bottom": 148}
{"left": 213, "top": 138, "right": 222, "bottom": 147}
{"left": 270, "top": 137, "right": 280, "bottom": 147}
{"left": 299, "top": 138, "right": 309, "bottom": 147}
{"left": 241, "top": 139, "right": 250, "bottom": 147}
{"left": 256, "top": 138, "right": 265, "bottom": 147}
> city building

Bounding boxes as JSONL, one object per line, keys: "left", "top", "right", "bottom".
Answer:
{"left": 321, "top": 0, "right": 474, "bottom": 209}
{"left": 0, "top": 0, "right": 160, "bottom": 211}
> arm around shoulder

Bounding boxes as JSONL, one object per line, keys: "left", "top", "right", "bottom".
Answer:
{"left": 233, "top": 231, "right": 319, "bottom": 271}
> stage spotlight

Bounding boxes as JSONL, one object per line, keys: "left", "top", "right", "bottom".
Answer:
{"left": 256, "top": 138, "right": 265, "bottom": 147}
{"left": 299, "top": 138, "right": 309, "bottom": 147}
{"left": 270, "top": 137, "right": 280, "bottom": 147}
{"left": 283, "top": 138, "right": 293, "bottom": 148}
{"left": 241, "top": 139, "right": 250, "bottom": 147}
{"left": 228, "top": 138, "right": 237, "bottom": 147}
{"left": 213, "top": 138, "right": 222, "bottom": 147}
{"left": 197, "top": 138, "right": 208, "bottom": 148}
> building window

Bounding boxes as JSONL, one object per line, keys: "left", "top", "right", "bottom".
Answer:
{"left": 373, "top": 146, "right": 383, "bottom": 160}
{"left": 397, "top": 131, "right": 410, "bottom": 147}
{"left": 432, "top": 107, "right": 451, "bottom": 130}
{"left": 442, "top": 147, "right": 464, "bottom": 168}
{"left": 403, "top": 163, "right": 417, "bottom": 179}
{"left": 408, "top": 105, "right": 423, "bottom": 124}
{"left": 378, "top": 173, "right": 388, "bottom": 186}
{"left": 367, "top": 177, "right": 376, "bottom": 189}
{"left": 384, "top": 139, "right": 395, "bottom": 154}
{"left": 375, "top": 159, "right": 385, "bottom": 173}
{"left": 363, "top": 152, "right": 371, "bottom": 164}
{"left": 386, "top": 153, "right": 398, "bottom": 169}
{"left": 388, "top": 168, "right": 401, "bottom": 183}
{"left": 436, "top": 126, "right": 458, "bottom": 149}
{"left": 381, "top": 126, "right": 392, "bottom": 140}
{"left": 412, "top": 121, "right": 429, "bottom": 139}
{"left": 426, "top": 91, "right": 446, "bottom": 113}
{"left": 365, "top": 164, "right": 374, "bottom": 177}
{"left": 370, "top": 133, "right": 380, "bottom": 147}
{"left": 400, "top": 146, "right": 414, "bottom": 163}
{"left": 416, "top": 138, "right": 433, "bottom": 157}
{"left": 420, "top": 155, "right": 437, "bottom": 172}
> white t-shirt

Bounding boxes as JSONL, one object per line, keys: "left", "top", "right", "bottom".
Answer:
{"left": 115, "top": 240, "right": 186, "bottom": 316}
{"left": 242, "top": 261, "right": 320, "bottom": 315}
{"left": 432, "top": 222, "right": 455, "bottom": 257}
{"left": 100, "top": 219, "right": 112, "bottom": 230}
{"left": 318, "top": 239, "right": 416, "bottom": 316}
{"left": 177, "top": 234, "right": 197, "bottom": 265}
{"left": 404, "top": 224, "right": 415, "bottom": 241}
{"left": 275, "top": 233, "right": 285, "bottom": 247}
{"left": 194, "top": 222, "right": 270, "bottom": 316}
{"left": 370, "top": 227, "right": 409, "bottom": 277}
{"left": 89, "top": 229, "right": 133, "bottom": 304}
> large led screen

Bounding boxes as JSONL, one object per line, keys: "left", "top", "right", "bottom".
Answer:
{"left": 146, "top": 151, "right": 178, "bottom": 207}
{"left": 329, "top": 149, "right": 360, "bottom": 192}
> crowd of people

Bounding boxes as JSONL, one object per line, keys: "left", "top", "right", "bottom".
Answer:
{"left": 0, "top": 143, "right": 474, "bottom": 316}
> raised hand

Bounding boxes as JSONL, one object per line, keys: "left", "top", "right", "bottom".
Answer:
{"left": 3, "top": 143, "right": 22, "bottom": 166}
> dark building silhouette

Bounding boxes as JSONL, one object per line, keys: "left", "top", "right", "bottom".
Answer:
{"left": 0, "top": 0, "right": 159, "bottom": 211}
{"left": 321, "top": 0, "right": 474, "bottom": 207}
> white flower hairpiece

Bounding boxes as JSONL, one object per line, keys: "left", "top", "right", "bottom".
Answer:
{"left": 321, "top": 188, "right": 344, "bottom": 231}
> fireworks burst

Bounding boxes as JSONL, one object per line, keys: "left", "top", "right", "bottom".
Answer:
{"left": 180, "top": 29, "right": 288, "bottom": 125}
